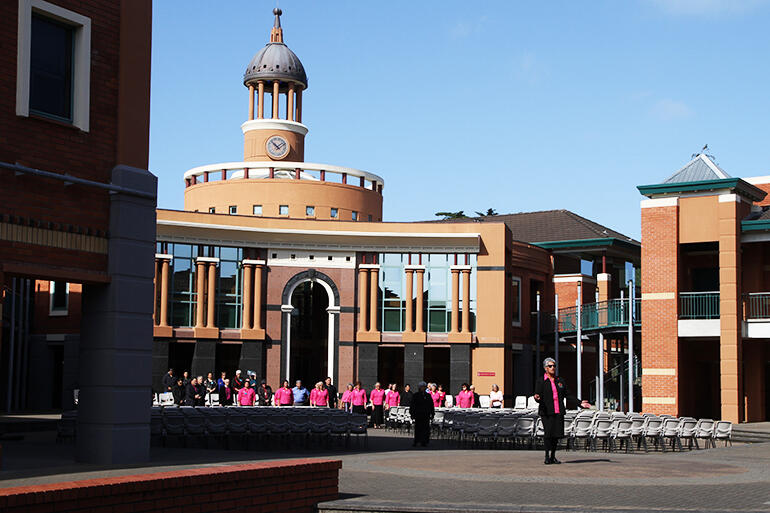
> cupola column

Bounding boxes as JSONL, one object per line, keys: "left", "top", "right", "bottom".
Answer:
{"left": 248, "top": 84, "right": 255, "bottom": 120}
{"left": 257, "top": 81, "right": 265, "bottom": 119}
{"left": 296, "top": 89, "right": 302, "bottom": 123}
{"left": 272, "top": 81, "right": 280, "bottom": 119}
{"left": 288, "top": 83, "right": 295, "bottom": 121}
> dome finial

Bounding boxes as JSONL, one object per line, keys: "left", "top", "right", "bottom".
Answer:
{"left": 270, "top": 7, "right": 284, "bottom": 43}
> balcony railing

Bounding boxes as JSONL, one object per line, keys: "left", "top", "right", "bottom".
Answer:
{"left": 744, "top": 292, "right": 770, "bottom": 320}
{"left": 551, "top": 298, "right": 641, "bottom": 333}
{"left": 679, "top": 292, "right": 719, "bottom": 319}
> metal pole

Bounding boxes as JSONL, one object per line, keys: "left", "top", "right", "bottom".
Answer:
{"left": 576, "top": 283, "right": 582, "bottom": 399}
{"left": 598, "top": 332, "right": 604, "bottom": 411}
{"left": 6, "top": 278, "right": 16, "bottom": 412}
{"left": 554, "top": 294, "right": 559, "bottom": 374}
{"left": 628, "top": 279, "right": 634, "bottom": 413}
{"left": 619, "top": 345, "right": 625, "bottom": 413}
{"left": 535, "top": 291, "right": 541, "bottom": 378}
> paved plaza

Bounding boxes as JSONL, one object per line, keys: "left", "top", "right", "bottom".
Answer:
{"left": 0, "top": 424, "right": 768, "bottom": 512}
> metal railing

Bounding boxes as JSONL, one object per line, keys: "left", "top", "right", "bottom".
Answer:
{"left": 679, "top": 291, "right": 720, "bottom": 319}
{"left": 549, "top": 298, "right": 641, "bottom": 333}
{"left": 744, "top": 292, "right": 770, "bottom": 320}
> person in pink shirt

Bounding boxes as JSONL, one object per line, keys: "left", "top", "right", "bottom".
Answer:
{"left": 351, "top": 381, "right": 367, "bottom": 415}
{"left": 340, "top": 383, "right": 353, "bottom": 412}
{"left": 429, "top": 384, "right": 442, "bottom": 408}
{"left": 437, "top": 384, "right": 446, "bottom": 407}
{"left": 456, "top": 383, "right": 474, "bottom": 408}
{"left": 310, "top": 381, "right": 328, "bottom": 407}
{"left": 385, "top": 384, "right": 400, "bottom": 408}
{"left": 275, "top": 380, "right": 293, "bottom": 406}
{"left": 237, "top": 380, "right": 255, "bottom": 406}
{"left": 370, "top": 382, "right": 386, "bottom": 428}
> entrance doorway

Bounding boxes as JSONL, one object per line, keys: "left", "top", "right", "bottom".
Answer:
{"left": 378, "top": 347, "right": 404, "bottom": 387}
{"left": 216, "top": 343, "right": 242, "bottom": 380}
{"left": 169, "top": 342, "right": 195, "bottom": 377}
{"left": 289, "top": 281, "right": 329, "bottom": 384}
{"left": 424, "top": 347, "right": 450, "bottom": 390}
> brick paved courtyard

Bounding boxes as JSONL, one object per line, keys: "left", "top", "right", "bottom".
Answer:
{"left": 1, "top": 428, "right": 768, "bottom": 512}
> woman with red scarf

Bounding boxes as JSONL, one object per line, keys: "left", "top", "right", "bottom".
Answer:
{"left": 534, "top": 357, "right": 590, "bottom": 465}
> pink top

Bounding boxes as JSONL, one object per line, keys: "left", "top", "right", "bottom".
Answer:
{"left": 341, "top": 389, "right": 352, "bottom": 403}
{"left": 351, "top": 388, "right": 367, "bottom": 406}
{"left": 370, "top": 388, "right": 386, "bottom": 406}
{"left": 237, "top": 387, "right": 255, "bottom": 406}
{"left": 545, "top": 373, "right": 561, "bottom": 414}
{"left": 275, "top": 387, "right": 293, "bottom": 405}
{"left": 386, "top": 391, "right": 400, "bottom": 407}
{"left": 456, "top": 389, "right": 474, "bottom": 408}
{"left": 310, "top": 388, "right": 328, "bottom": 406}
{"left": 438, "top": 391, "right": 446, "bottom": 405}
{"left": 430, "top": 391, "right": 442, "bottom": 408}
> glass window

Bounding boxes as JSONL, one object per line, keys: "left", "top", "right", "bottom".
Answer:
{"left": 30, "top": 15, "right": 74, "bottom": 121}
{"left": 330, "top": 208, "right": 338, "bottom": 219}
{"left": 352, "top": 211, "right": 358, "bottom": 221}
{"left": 253, "top": 204, "right": 262, "bottom": 216}
{"left": 216, "top": 248, "right": 243, "bottom": 329}
{"left": 306, "top": 205, "right": 315, "bottom": 216}
{"left": 368, "top": 214, "right": 372, "bottom": 222}
{"left": 50, "top": 281, "right": 68, "bottom": 314}
{"left": 229, "top": 205, "right": 237, "bottom": 215}
{"left": 279, "top": 205, "right": 289, "bottom": 215}
{"left": 511, "top": 276, "right": 521, "bottom": 326}
{"left": 379, "top": 254, "right": 405, "bottom": 332}
{"left": 169, "top": 244, "right": 196, "bottom": 327}
{"left": 208, "top": 207, "right": 215, "bottom": 214}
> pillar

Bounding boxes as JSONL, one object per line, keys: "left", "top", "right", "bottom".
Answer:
{"left": 152, "top": 259, "right": 158, "bottom": 325}
{"left": 461, "top": 268, "right": 471, "bottom": 334}
{"left": 357, "top": 267, "right": 368, "bottom": 333}
{"left": 415, "top": 269, "right": 425, "bottom": 334}
{"left": 288, "top": 83, "right": 295, "bottom": 121}
{"left": 450, "top": 268, "right": 460, "bottom": 334}
{"left": 257, "top": 81, "right": 265, "bottom": 119}
{"left": 254, "top": 263, "right": 264, "bottom": 331}
{"left": 248, "top": 84, "right": 255, "bottom": 120}
{"left": 404, "top": 269, "right": 414, "bottom": 333}
{"left": 597, "top": 273, "right": 611, "bottom": 302}
{"left": 206, "top": 261, "right": 216, "bottom": 328}
{"left": 195, "top": 260, "right": 206, "bottom": 328}
{"left": 369, "top": 266, "right": 379, "bottom": 333}
{"left": 719, "top": 193, "right": 744, "bottom": 423}
{"left": 242, "top": 263, "right": 253, "bottom": 330}
{"left": 272, "top": 80, "right": 279, "bottom": 119}
{"left": 159, "top": 258, "right": 170, "bottom": 328}
{"left": 77, "top": 164, "right": 156, "bottom": 464}
{"left": 296, "top": 89, "right": 302, "bottom": 123}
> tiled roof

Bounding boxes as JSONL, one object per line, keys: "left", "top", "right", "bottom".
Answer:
{"left": 663, "top": 153, "right": 730, "bottom": 184}
{"left": 430, "top": 209, "right": 639, "bottom": 245}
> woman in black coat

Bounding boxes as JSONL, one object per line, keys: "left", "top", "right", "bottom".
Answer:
{"left": 534, "top": 357, "right": 590, "bottom": 465}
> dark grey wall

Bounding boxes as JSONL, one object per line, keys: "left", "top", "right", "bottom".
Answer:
{"left": 450, "top": 344, "right": 471, "bottom": 397}
{"left": 191, "top": 339, "right": 216, "bottom": 378}
{"left": 403, "top": 343, "right": 424, "bottom": 388}
{"left": 151, "top": 339, "right": 169, "bottom": 393}
{"left": 357, "top": 342, "right": 378, "bottom": 390}
{"left": 239, "top": 340, "right": 264, "bottom": 381}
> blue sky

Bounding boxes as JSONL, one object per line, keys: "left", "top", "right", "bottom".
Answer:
{"left": 150, "top": 0, "right": 770, "bottom": 240}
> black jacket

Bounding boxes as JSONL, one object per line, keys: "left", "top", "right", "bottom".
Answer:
{"left": 184, "top": 383, "right": 197, "bottom": 406}
{"left": 172, "top": 384, "right": 185, "bottom": 405}
{"left": 472, "top": 392, "right": 480, "bottom": 408}
{"left": 257, "top": 385, "right": 273, "bottom": 406}
{"left": 409, "top": 390, "right": 434, "bottom": 422}
{"left": 217, "top": 384, "right": 233, "bottom": 405}
{"left": 194, "top": 384, "right": 206, "bottom": 406}
{"left": 400, "top": 390, "right": 413, "bottom": 407}
{"left": 534, "top": 375, "right": 581, "bottom": 416}
{"left": 324, "top": 384, "right": 338, "bottom": 407}
{"left": 162, "top": 373, "right": 176, "bottom": 392}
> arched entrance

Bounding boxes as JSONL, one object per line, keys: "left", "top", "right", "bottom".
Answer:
{"left": 281, "top": 270, "right": 340, "bottom": 385}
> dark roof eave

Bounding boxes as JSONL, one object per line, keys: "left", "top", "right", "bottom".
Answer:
{"left": 533, "top": 237, "right": 640, "bottom": 251}
{"left": 742, "top": 220, "right": 770, "bottom": 233}
{"left": 637, "top": 178, "right": 766, "bottom": 202}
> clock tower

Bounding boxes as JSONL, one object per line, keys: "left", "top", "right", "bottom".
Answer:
{"left": 242, "top": 8, "right": 307, "bottom": 162}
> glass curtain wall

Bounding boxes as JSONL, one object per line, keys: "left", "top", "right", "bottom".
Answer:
{"left": 168, "top": 243, "right": 197, "bottom": 327}
{"left": 216, "top": 246, "right": 243, "bottom": 329}
{"left": 380, "top": 254, "right": 406, "bottom": 331}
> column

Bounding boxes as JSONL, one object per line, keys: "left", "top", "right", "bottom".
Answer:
{"left": 195, "top": 260, "right": 206, "bottom": 328}
{"left": 206, "top": 261, "right": 216, "bottom": 329}
{"left": 159, "top": 257, "right": 170, "bottom": 327}
{"left": 242, "top": 263, "right": 254, "bottom": 330}
{"left": 415, "top": 269, "right": 425, "bottom": 334}
{"left": 153, "top": 259, "right": 158, "bottom": 325}
{"left": 272, "top": 80, "right": 280, "bottom": 119}
{"left": 254, "top": 263, "right": 264, "bottom": 331}
{"left": 296, "top": 89, "right": 302, "bottom": 123}
{"left": 369, "top": 266, "right": 379, "bottom": 333}
{"left": 288, "top": 83, "right": 295, "bottom": 121}
{"left": 450, "top": 268, "right": 460, "bottom": 334}
{"left": 404, "top": 269, "right": 414, "bottom": 333}
{"left": 248, "top": 84, "right": 255, "bottom": 120}
{"left": 461, "top": 268, "right": 471, "bottom": 334}
{"left": 257, "top": 81, "right": 265, "bottom": 119}
{"left": 358, "top": 267, "right": 368, "bottom": 333}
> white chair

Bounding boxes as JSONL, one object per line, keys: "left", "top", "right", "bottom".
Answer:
{"left": 159, "top": 392, "right": 174, "bottom": 406}
{"left": 514, "top": 416, "right": 536, "bottom": 448}
{"left": 526, "top": 396, "right": 539, "bottom": 409}
{"left": 570, "top": 417, "right": 593, "bottom": 450}
{"left": 591, "top": 418, "right": 614, "bottom": 451}
{"left": 611, "top": 419, "right": 633, "bottom": 452}
{"left": 207, "top": 393, "right": 220, "bottom": 407}
{"left": 444, "top": 394, "right": 454, "bottom": 408}
{"left": 677, "top": 417, "right": 698, "bottom": 450}
{"left": 660, "top": 418, "right": 682, "bottom": 451}
{"left": 713, "top": 421, "right": 732, "bottom": 447}
{"left": 694, "top": 419, "right": 716, "bottom": 449}
{"left": 514, "top": 396, "right": 527, "bottom": 409}
{"left": 479, "top": 395, "right": 491, "bottom": 408}
{"left": 73, "top": 389, "right": 79, "bottom": 406}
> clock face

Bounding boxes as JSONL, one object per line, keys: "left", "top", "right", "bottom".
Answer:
{"left": 266, "top": 135, "right": 290, "bottom": 159}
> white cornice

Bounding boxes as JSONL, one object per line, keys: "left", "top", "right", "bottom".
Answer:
{"left": 241, "top": 119, "right": 309, "bottom": 136}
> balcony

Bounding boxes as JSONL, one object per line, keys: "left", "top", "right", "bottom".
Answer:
{"left": 553, "top": 298, "right": 641, "bottom": 333}
{"left": 678, "top": 292, "right": 719, "bottom": 337}
{"left": 743, "top": 292, "right": 770, "bottom": 338}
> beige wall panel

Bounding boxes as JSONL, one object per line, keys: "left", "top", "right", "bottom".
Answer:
{"left": 470, "top": 347, "right": 505, "bottom": 393}
{"left": 679, "top": 196, "right": 719, "bottom": 243}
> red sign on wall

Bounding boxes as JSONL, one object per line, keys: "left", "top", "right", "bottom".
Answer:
{"left": 477, "top": 371, "right": 495, "bottom": 377}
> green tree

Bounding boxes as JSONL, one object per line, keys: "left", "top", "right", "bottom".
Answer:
{"left": 435, "top": 210, "right": 467, "bottom": 220}
{"left": 475, "top": 208, "right": 498, "bottom": 217}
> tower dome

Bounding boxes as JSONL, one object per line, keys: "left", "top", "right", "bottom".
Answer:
{"left": 243, "top": 8, "right": 307, "bottom": 90}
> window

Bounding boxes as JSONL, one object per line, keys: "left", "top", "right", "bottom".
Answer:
{"left": 17, "top": 0, "right": 91, "bottom": 130}
{"left": 330, "top": 208, "right": 338, "bottom": 219}
{"left": 352, "top": 211, "right": 358, "bottom": 221}
{"left": 229, "top": 205, "right": 237, "bottom": 215}
{"left": 306, "top": 205, "right": 315, "bottom": 216}
{"left": 279, "top": 205, "right": 289, "bottom": 216}
{"left": 253, "top": 204, "right": 262, "bottom": 216}
{"left": 368, "top": 214, "right": 373, "bottom": 222}
{"left": 511, "top": 276, "right": 521, "bottom": 326}
{"left": 49, "top": 281, "right": 68, "bottom": 315}
{"left": 208, "top": 207, "right": 215, "bottom": 214}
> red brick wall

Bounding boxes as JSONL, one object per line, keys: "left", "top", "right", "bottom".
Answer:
{"left": 640, "top": 203, "right": 679, "bottom": 415}
{"left": 31, "top": 281, "right": 82, "bottom": 334}
{"left": 0, "top": 459, "right": 341, "bottom": 513}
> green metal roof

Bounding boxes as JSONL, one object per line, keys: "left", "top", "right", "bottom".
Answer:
{"left": 741, "top": 219, "right": 770, "bottom": 232}
{"left": 533, "top": 237, "right": 640, "bottom": 251}
{"left": 637, "top": 177, "right": 766, "bottom": 203}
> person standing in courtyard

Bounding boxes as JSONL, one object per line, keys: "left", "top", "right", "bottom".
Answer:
{"left": 292, "top": 380, "right": 309, "bottom": 406}
{"left": 324, "top": 377, "right": 338, "bottom": 408}
{"left": 409, "top": 381, "right": 434, "bottom": 447}
{"left": 351, "top": 381, "right": 367, "bottom": 414}
{"left": 257, "top": 379, "right": 273, "bottom": 406}
{"left": 534, "top": 357, "right": 591, "bottom": 465}
{"left": 489, "top": 384, "right": 503, "bottom": 408}
{"left": 456, "top": 383, "right": 474, "bottom": 408}
{"left": 218, "top": 377, "right": 233, "bottom": 406}
{"left": 370, "top": 382, "right": 386, "bottom": 428}
{"left": 401, "top": 384, "right": 413, "bottom": 407}
{"left": 162, "top": 368, "right": 175, "bottom": 393}
{"left": 341, "top": 383, "right": 353, "bottom": 412}
{"left": 238, "top": 379, "right": 255, "bottom": 406}
{"left": 275, "top": 380, "right": 293, "bottom": 406}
